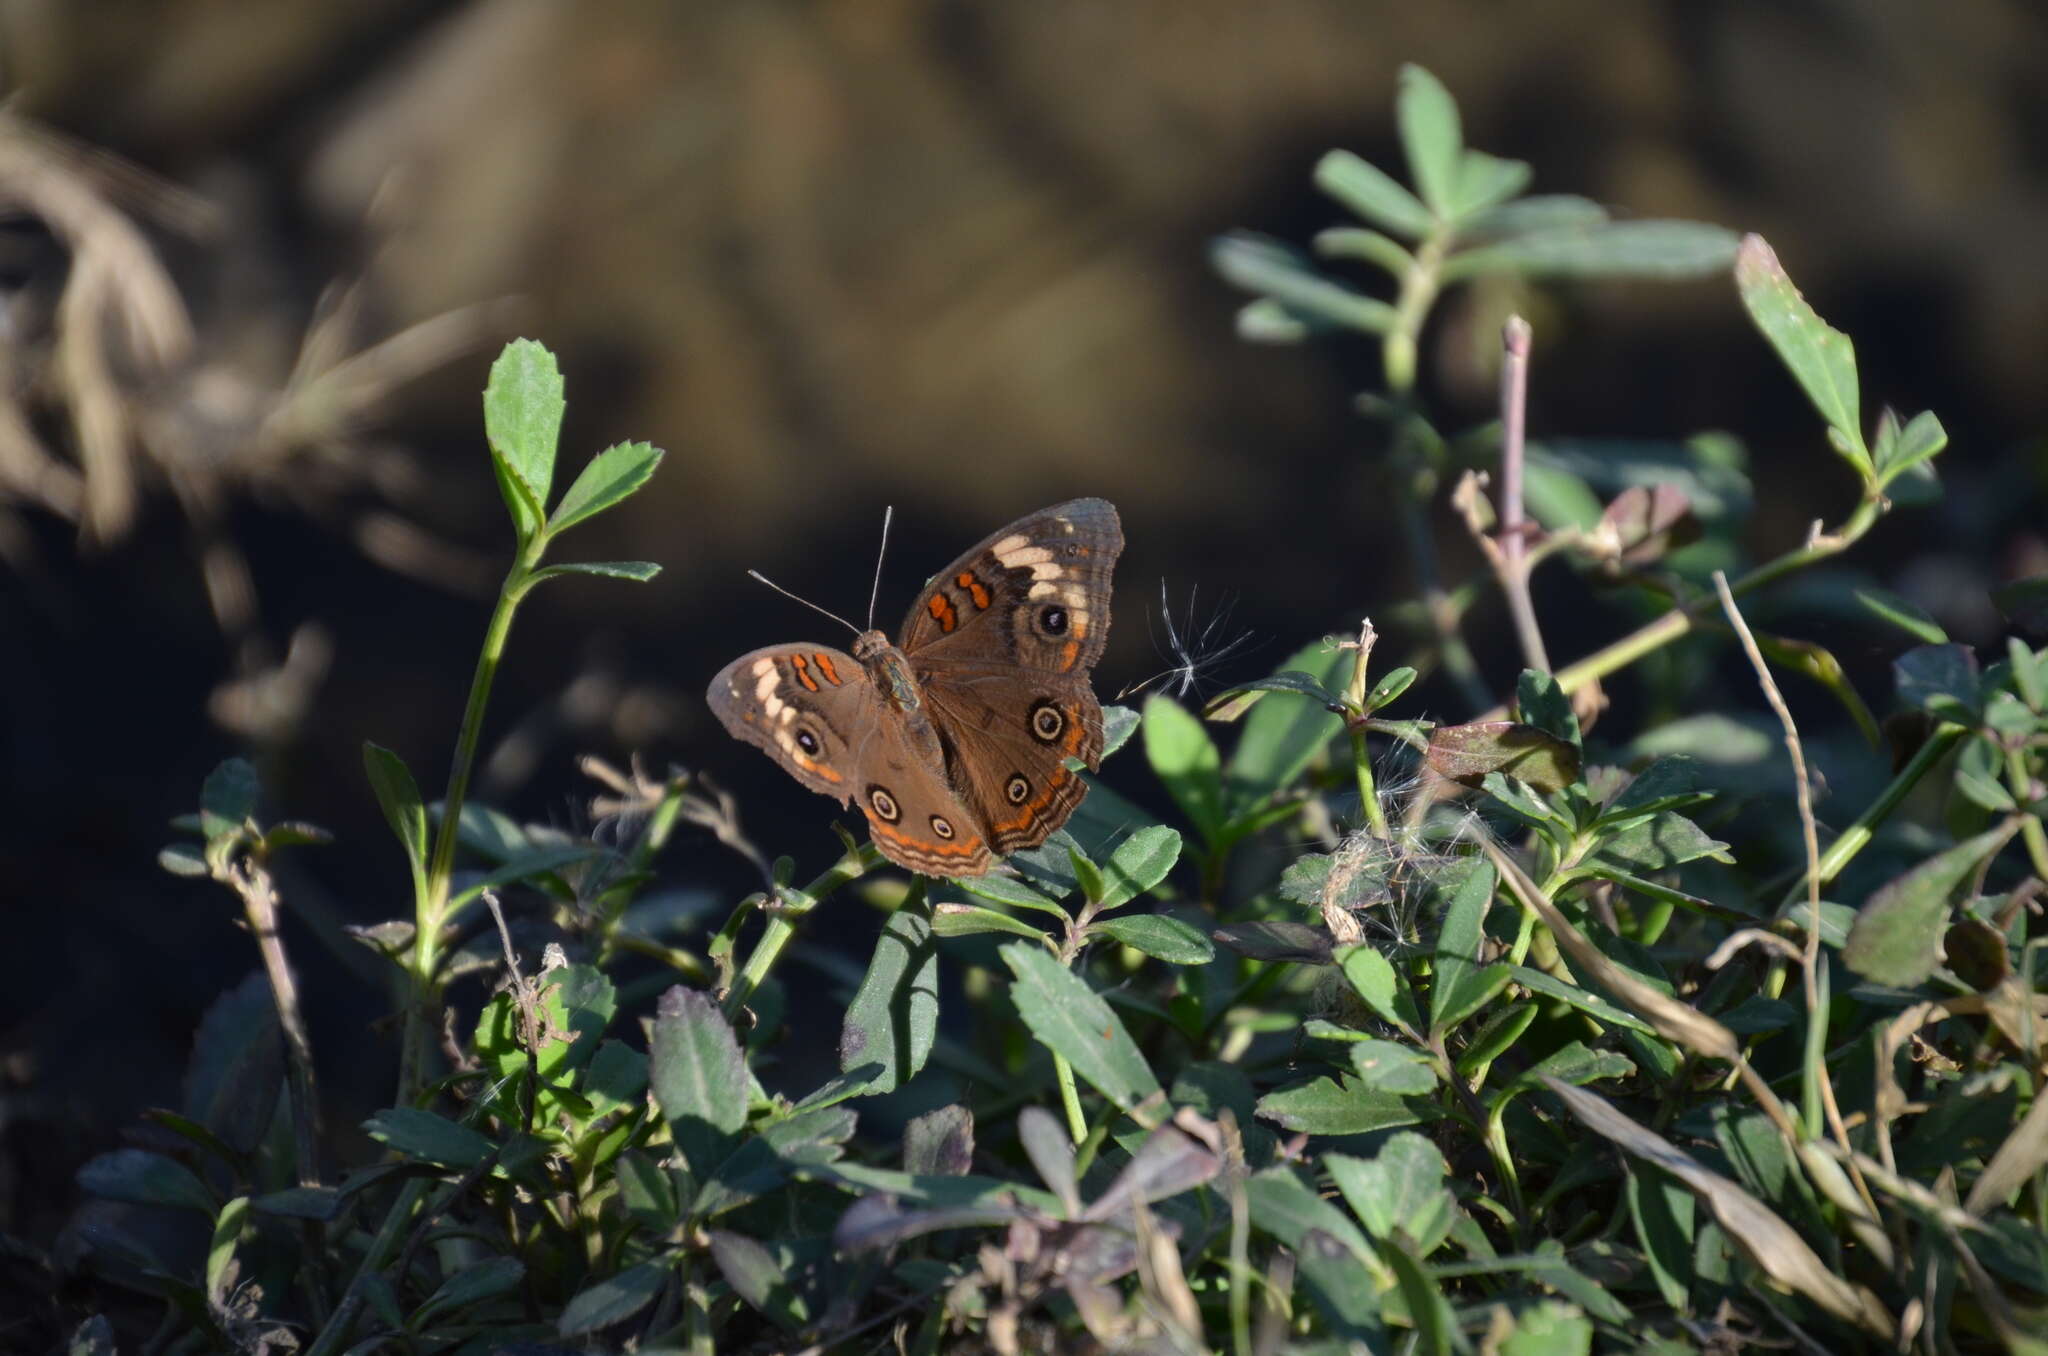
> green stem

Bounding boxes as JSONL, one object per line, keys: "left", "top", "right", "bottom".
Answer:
{"left": 1382, "top": 229, "right": 1489, "bottom": 713}
{"left": 1533, "top": 498, "right": 1888, "bottom": 717}
{"left": 722, "top": 844, "right": 877, "bottom": 1021}
{"left": 1778, "top": 723, "right": 1968, "bottom": 910}
{"left": 303, "top": 1179, "right": 428, "bottom": 1356}
{"left": 1344, "top": 633, "right": 1390, "bottom": 838}
{"left": 397, "top": 544, "right": 542, "bottom": 1104}
{"left": 2003, "top": 747, "right": 2048, "bottom": 882}
{"left": 1052, "top": 1051, "right": 1088, "bottom": 1144}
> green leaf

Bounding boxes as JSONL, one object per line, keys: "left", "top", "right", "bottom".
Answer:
{"left": 1430, "top": 861, "right": 1503, "bottom": 1039}
{"left": 1396, "top": 63, "right": 1463, "bottom": 218}
{"left": 1499, "top": 1301, "right": 1594, "bottom": 1356}
{"left": 1099, "top": 704, "right": 1140, "bottom": 759}
{"left": 1091, "top": 913, "right": 1214, "bottom": 966}
{"left": 247, "top": 1186, "right": 344, "bottom": 1221}
{"left": 1096, "top": 825, "right": 1182, "bottom": 911}
{"left": 448, "top": 845, "right": 603, "bottom": 909}
{"left": 1207, "top": 669, "right": 1343, "bottom": 717}
{"left": 1508, "top": 966, "right": 1657, "bottom": 1036}
{"left": 1366, "top": 665, "right": 1417, "bottom": 712}
{"left": 528, "top": 560, "right": 662, "bottom": 584}
{"left": 1243, "top": 1165, "right": 1372, "bottom": 1259}
{"left": 1518, "top": 1041, "right": 1636, "bottom": 1091}
{"left": 160, "top": 844, "right": 208, "bottom": 877}
{"left": 1626, "top": 1165, "right": 1696, "bottom": 1311}
{"left": 1450, "top": 149, "right": 1532, "bottom": 219}
{"left": 1295, "top": 1229, "right": 1392, "bottom": 1340}
{"left": 1843, "top": 826, "right": 2012, "bottom": 987}
{"left": 1234, "top": 297, "right": 1313, "bottom": 344}
{"left": 205, "top": 1196, "right": 248, "bottom": 1304}
{"left": 1328, "top": 1133, "right": 1454, "bottom": 1250}
{"left": 580, "top": 1039, "right": 649, "bottom": 1122}
{"left": 200, "top": 758, "right": 259, "bottom": 840}
{"left": 1600, "top": 756, "right": 1708, "bottom": 820}
{"left": 1425, "top": 721, "right": 1581, "bottom": 792}
{"left": 1144, "top": 695, "right": 1224, "bottom": 845}
{"left": 1894, "top": 643, "right": 1981, "bottom": 722}
{"left": 77, "top": 1149, "right": 216, "bottom": 1214}
{"left": 474, "top": 963, "right": 615, "bottom": 1124}
{"left": 415, "top": 1255, "right": 524, "bottom": 1326}
{"left": 1516, "top": 669, "right": 1581, "bottom": 749}
{"left": 1751, "top": 631, "right": 1884, "bottom": 750}
{"left": 1462, "top": 193, "right": 1608, "bottom": 239}
{"left": 1313, "top": 226, "right": 1414, "bottom": 274}
{"left": 1000, "top": 943, "right": 1162, "bottom": 1112}
{"left": 710, "top": 1232, "right": 808, "bottom": 1331}
{"left": 362, "top": 742, "right": 428, "bottom": 885}
{"left": 1347, "top": 1040, "right": 1439, "bottom": 1095}
{"left": 1227, "top": 641, "right": 1348, "bottom": 815}
{"left": 1591, "top": 811, "right": 1732, "bottom": 873}
{"left": 483, "top": 338, "right": 563, "bottom": 540}
{"left": 362, "top": 1107, "right": 496, "bottom": 1169}
{"left": 1873, "top": 409, "right": 1947, "bottom": 484}
{"left": 1067, "top": 844, "right": 1107, "bottom": 905}
{"left": 648, "top": 986, "right": 748, "bottom": 1172}
{"left": 1734, "top": 235, "right": 1866, "bottom": 469}
{"left": 1314, "top": 149, "right": 1433, "bottom": 239}
{"left": 1992, "top": 576, "right": 2048, "bottom": 638}
{"left": 1444, "top": 221, "right": 1739, "bottom": 281}
{"left": 956, "top": 870, "right": 1068, "bottom": 914}
{"left": 838, "top": 897, "right": 938, "bottom": 1095}
{"left": 1338, "top": 944, "right": 1424, "bottom": 1039}
{"left": 185, "top": 973, "right": 284, "bottom": 1155}
{"left": 1455, "top": 1002, "right": 1537, "bottom": 1079}
{"left": 1211, "top": 233, "right": 1398, "bottom": 334}
{"left": 1256, "top": 1075, "right": 1431, "bottom": 1135}
{"left": 1212, "top": 920, "right": 1333, "bottom": 963}
{"left": 931, "top": 901, "right": 1050, "bottom": 941}
{"left": 558, "top": 1259, "right": 668, "bottom": 1336}
{"left": 547, "top": 440, "right": 663, "bottom": 536}
{"left": 903, "top": 1104, "right": 974, "bottom": 1178}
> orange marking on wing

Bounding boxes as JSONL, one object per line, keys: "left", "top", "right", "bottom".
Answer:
{"left": 865, "top": 811, "right": 984, "bottom": 858}
{"left": 790, "top": 654, "right": 820, "bottom": 691}
{"left": 957, "top": 571, "right": 991, "bottom": 610}
{"left": 1058, "top": 639, "right": 1080, "bottom": 671}
{"left": 992, "top": 763, "right": 1072, "bottom": 836}
{"left": 928, "top": 594, "right": 957, "bottom": 633}
{"left": 793, "top": 754, "right": 842, "bottom": 783}
{"left": 813, "top": 653, "right": 842, "bottom": 685}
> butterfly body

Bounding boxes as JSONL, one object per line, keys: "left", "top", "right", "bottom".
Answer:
{"left": 708, "top": 499, "right": 1122, "bottom": 878}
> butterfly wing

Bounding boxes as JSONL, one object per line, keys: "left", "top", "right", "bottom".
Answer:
{"left": 706, "top": 642, "right": 994, "bottom": 876}
{"left": 919, "top": 668, "right": 1105, "bottom": 854}
{"left": 896, "top": 498, "right": 1122, "bottom": 853}
{"left": 706, "top": 644, "right": 876, "bottom": 803}
{"left": 897, "top": 498, "right": 1122, "bottom": 676}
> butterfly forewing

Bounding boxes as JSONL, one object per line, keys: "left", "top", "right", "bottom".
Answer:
{"left": 706, "top": 644, "right": 877, "bottom": 803}
{"left": 897, "top": 498, "right": 1121, "bottom": 678}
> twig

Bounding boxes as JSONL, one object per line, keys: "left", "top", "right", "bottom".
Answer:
{"left": 1497, "top": 316, "right": 1549, "bottom": 673}
{"left": 1712, "top": 572, "right": 1879, "bottom": 1219}
{"left": 221, "top": 851, "right": 330, "bottom": 1322}
{"left": 481, "top": 888, "right": 572, "bottom": 1137}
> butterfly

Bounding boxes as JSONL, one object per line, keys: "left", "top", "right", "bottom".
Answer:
{"left": 707, "top": 499, "right": 1122, "bottom": 877}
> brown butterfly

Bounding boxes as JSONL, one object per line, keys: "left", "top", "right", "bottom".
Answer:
{"left": 707, "top": 499, "right": 1122, "bottom": 877}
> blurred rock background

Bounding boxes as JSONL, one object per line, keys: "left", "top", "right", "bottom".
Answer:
{"left": 1, "top": 0, "right": 2044, "bottom": 1273}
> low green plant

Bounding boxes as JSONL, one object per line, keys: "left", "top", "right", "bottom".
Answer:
{"left": 57, "top": 65, "right": 2048, "bottom": 1354}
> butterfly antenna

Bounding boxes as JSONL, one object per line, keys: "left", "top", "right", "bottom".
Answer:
{"left": 746, "top": 570, "right": 861, "bottom": 638}
{"left": 865, "top": 504, "right": 894, "bottom": 632}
